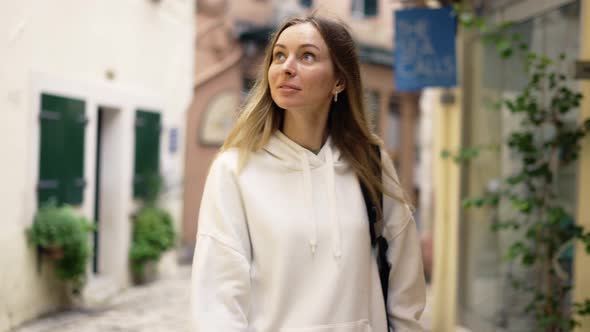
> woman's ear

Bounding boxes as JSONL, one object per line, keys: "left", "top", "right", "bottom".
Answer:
{"left": 334, "top": 78, "right": 346, "bottom": 94}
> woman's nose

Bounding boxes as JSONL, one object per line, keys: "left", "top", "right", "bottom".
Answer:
{"left": 282, "top": 57, "right": 296, "bottom": 76}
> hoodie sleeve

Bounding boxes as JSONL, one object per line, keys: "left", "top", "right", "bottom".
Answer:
{"left": 191, "top": 153, "right": 251, "bottom": 331}
{"left": 381, "top": 150, "right": 426, "bottom": 332}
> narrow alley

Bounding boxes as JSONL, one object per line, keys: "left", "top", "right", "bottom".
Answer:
{"left": 3, "top": 1, "right": 589, "bottom": 331}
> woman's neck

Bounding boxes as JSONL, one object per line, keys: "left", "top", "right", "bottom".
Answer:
{"left": 281, "top": 107, "right": 330, "bottom": 151}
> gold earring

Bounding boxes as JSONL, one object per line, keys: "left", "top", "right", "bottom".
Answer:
{"left": 333, "top": 92, "right": 338, "bottom": 103}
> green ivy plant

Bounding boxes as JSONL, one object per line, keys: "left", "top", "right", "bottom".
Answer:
{"left": 444, "top": 3, "right": 590, "bottom": 331}
{"left": 27, "top": 201, "right": 95, "bottom": 294}
{"left": 129, "top": 206, "right": 175, "bottom": 281}
{"left": 129, "top": 173, "right": 176, "bottom": 282}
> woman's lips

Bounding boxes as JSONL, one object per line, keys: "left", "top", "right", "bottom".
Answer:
{"left": 278, "top": 84, "right": 301, "bottom": 92}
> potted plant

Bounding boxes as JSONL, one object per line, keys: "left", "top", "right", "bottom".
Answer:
{"left": 129, "top": 173, "right": 176, "bottom": 283}
{"left": 129, "top": 206, "right": 176, "bottom": 283}
{"left": 26, "top": 201, "right": 94, "bottom": 295}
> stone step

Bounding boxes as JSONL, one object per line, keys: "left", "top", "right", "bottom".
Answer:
{"left": 81, "top": 275, "right": 121, "bottom": 309}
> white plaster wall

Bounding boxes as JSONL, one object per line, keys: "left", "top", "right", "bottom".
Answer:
{"left": 418, "top": 88, "right": 436, "bottom": 235}
{"left": 0, "top": 0, "right": 195, "bottom": 330}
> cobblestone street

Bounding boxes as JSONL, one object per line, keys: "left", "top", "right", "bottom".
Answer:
{"left": 12, "top": 264, "right": 444, "bottom": 332}
{"left": 12, "top": 266, "right": 192, "bottom": 332}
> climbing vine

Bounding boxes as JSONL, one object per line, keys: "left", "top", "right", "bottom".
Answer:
{"left": 445, "top": 3, "right": 590, "bottom": 330}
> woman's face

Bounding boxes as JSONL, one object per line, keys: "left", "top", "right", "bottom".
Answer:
{"left": 268, "top": 23, "right": 339, "bottom": 113}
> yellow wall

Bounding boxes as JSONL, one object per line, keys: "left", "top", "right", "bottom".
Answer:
{"left": 431, "top": 21, "right": 469, "bottom": 331}
{"left": 432, "top": 88, "right": 462, "bottom": 331}
{"left": 573, "top": 1, "right": 590, "bottom": 331}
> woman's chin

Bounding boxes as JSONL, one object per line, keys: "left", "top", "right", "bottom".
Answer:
{"left": 275, "top": 100, "right": 302, "bottom": 111}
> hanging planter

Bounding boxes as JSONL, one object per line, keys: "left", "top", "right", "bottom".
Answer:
{"left": 26, "top": 201, "right": 95, "bottom": 294}
{"left": 40, "top": 245, "right": 65, "bottom": 260}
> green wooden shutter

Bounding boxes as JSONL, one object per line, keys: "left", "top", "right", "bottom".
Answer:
{"left": 38, "top": 94, "right": 86, "bottom": 206}
{"left": 39, "top": 96, "right": 64, "bottom": 205}
{"left": 365, "top": 0, "right": 378, "bottom": 16}
{"left": 134, "top": 110, "right": 161, "bottom": 198}
{"left": 63, "top": 100, "right": 87, "bottom": 204}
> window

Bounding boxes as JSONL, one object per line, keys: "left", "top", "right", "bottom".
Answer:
{"left": 386, "top": 97, "right": 400, "bottom": 152}
{"left": 38, "top": 93, "right": 86, "bottom": 206}
{"left": 351, "top": 0, "right": 378, "bottom": 18}
{"left": 299, "top": 0, "right": 312, "bottom": 8}
{"left": 133, "top": 110, "right": 161, "bottom": 198}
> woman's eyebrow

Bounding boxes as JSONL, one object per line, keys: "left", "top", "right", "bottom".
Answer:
{"left": 274, "top": 43, "right": 321, "bottom": 51}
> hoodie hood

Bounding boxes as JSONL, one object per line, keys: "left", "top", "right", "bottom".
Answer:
{"left": 263, "top": 130, "right": 347, "bottom": 171}
{"left": 262, "top": 130, "right": 346, "bottom": 260}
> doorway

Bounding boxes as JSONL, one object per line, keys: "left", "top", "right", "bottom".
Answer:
{"left": 93, "top": 106, "right": 123, "bottom": 276}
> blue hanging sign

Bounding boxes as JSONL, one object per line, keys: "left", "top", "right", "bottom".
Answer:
{"left": 394, "top": 6, "right": 457, "bottom": 91}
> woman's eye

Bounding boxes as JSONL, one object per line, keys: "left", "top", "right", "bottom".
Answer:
{"left": 302, "top": 53, "right": 315, "bottom": 62}
{"left": 273, "top": 52, "right": 286, "bottom": 61}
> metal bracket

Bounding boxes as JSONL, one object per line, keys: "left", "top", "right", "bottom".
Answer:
{"left": 78, "top": 115, "right": 89, "bottom": 126}
{"left": 39, "top": 110, "right": 61, "bottom": 121}
{"left": 574, "top": 60, "right": 590, "bottom": 80}
{"left": 74, "top": 178, "right": 87, "bottom": 188}
{"left": 440, "top": 89, "right": 456, "bottom": 106}
{"left": 37, "top": 179, "right": 59, "bottom": 190}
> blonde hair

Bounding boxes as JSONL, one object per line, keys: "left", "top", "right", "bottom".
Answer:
{"left": 222, "top": 15, "right": 408, "bottom": 218}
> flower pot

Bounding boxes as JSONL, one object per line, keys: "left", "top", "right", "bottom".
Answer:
{"left": 133, "top": 260, "right": 158, "bottom": 285}
{"left": 41, "top": 245, "right": 65, "bottom": 260}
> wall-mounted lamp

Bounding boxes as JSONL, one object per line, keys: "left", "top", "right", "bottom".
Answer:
{"left": 105, "top": 69, "right": 116, "bottom": 81}
{"left": 575, "top": 60, "right": 590, "bottom": 80}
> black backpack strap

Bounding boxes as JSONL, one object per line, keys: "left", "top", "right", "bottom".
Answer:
{"left": 361, "top": 183, "right": 378, "bottom": 248}
{"left": 361, "top": 145, "right": 382, "bottom": 247}
{"left": 361, "top": 145, "right": 393, "bottom": 330}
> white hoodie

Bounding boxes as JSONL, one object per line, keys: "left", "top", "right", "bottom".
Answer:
{"left": 191, "top": 131, "right": 426, "bottom": 332}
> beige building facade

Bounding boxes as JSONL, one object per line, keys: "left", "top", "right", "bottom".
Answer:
{"left": 0, "top": 1, "right": 195, "bottom": 331}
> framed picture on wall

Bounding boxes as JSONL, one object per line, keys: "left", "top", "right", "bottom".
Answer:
{"left": 198, "top": 91, "right": 239, "bottom": 147}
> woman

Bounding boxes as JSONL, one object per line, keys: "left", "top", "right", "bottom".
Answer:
{"left": 191, "top": 15, "right": 426, "bottom": 332}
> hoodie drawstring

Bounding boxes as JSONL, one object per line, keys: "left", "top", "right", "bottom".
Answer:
{"left": 299, "top": 146, "right": 342, "bottom": 261}
{"left": 325, "top": 145, "right": 342, "bottom": 261}
{"left": 300, "top": 152, "right": 318, "bottom": 255}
